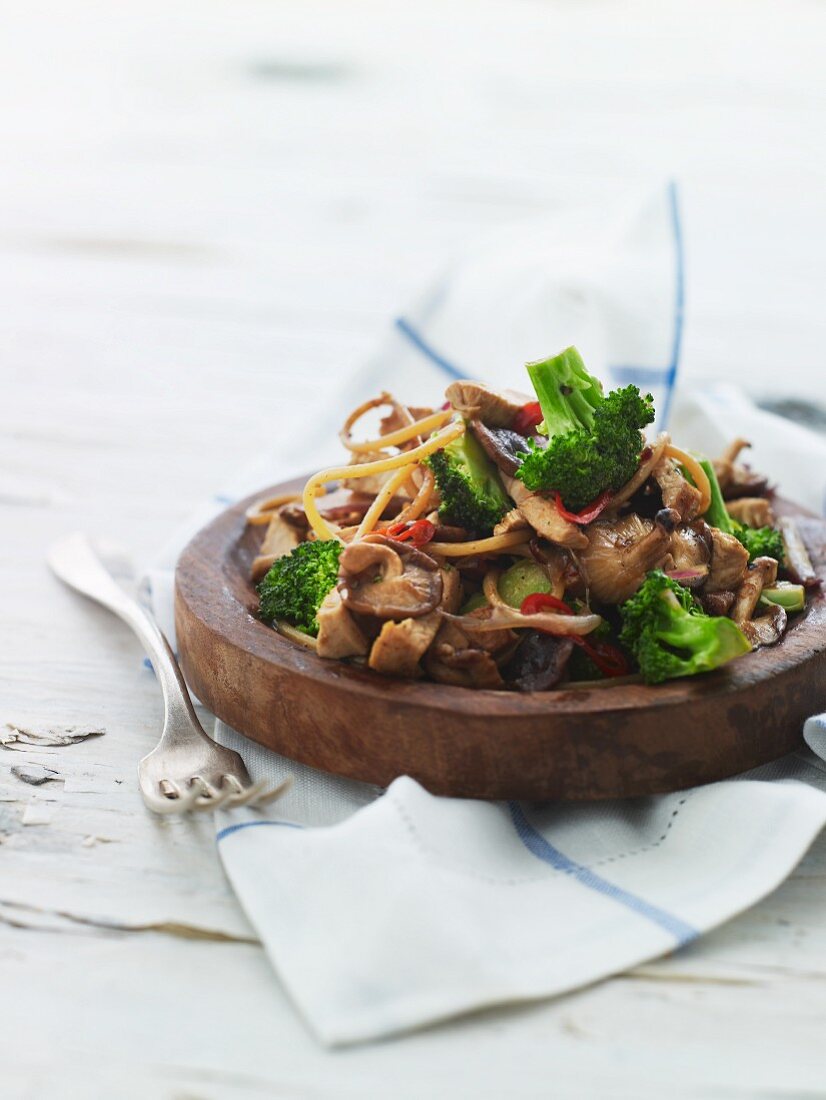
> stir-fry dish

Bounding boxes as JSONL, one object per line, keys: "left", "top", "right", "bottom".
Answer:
{"left": 246, "top": 347, "right": 817, "bottom": 691}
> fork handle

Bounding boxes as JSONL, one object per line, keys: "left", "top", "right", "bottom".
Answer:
{"left": 48, "top": 533, "right": 212, "bottom": 748}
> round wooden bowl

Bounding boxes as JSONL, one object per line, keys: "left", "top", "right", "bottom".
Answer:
{"left": 175, "top": 479, "right": 826, "bottom": 800}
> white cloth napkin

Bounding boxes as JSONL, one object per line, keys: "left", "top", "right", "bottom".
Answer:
{"left": 145, "top": 183, "right": 826, "bottom": 1045}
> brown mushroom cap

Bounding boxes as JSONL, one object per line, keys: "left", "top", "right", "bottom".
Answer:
{"left": 577, "top": 509, "right": 677, "bottom": 604}
{"left": 742, "top": 602, "right": 788, "bottom": 648}
{"left": 731, "top": 556, "right": 778, "bottom": 625}
{"left": 469, "top": 419, "right": 530, "bottom": 476}
{"left": 668, "top": 521, "right": 712, "bottom": 586}
{"left": 502, "top": 631, "right": 575, "bottom": 692}
{"left": 339, "top": 534, "right": 443, "bottom": 620}
{"left": 425, "top": 641, "right": 505, "bottom": 689}
{"left": 444, "top": 380, "right": 530, "bottom": 427}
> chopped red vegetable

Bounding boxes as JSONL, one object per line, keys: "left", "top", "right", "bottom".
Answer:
{"left": 569, "top": 636, "right": 630, "bottom": 678}
{"left": 552, "top": 489, "right": 614, "bottom": 525}
{"left": 519, "top": 592, "right": 629, "bottom": 677}
{"left": 385, "top": 519, "right": 436, "bottom": 549}
{"left": 520, "top": 593, "right": 573, "bottom": 616}
{"left": 512, "top": 401, "right": 543, "bottom": 437}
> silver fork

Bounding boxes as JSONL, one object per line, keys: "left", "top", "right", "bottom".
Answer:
{"left": 48, "top": 533, "right": 290, "bottom": 815}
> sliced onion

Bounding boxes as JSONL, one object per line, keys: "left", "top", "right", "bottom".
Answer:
{"left": 665, "top": 567, "right": 708, "bottom": 582}
{"left": 441, "top": 605, "right": 603, "bottom": 637}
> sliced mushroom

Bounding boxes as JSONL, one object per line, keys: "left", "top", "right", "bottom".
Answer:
{"left": 436, "top": 615, "right": 518, "bottom": 657}
{"left": 653, "top": 456, "right": 703, "bottom": 521}
{"left": 713, "top": 439, "right": 769, "bottom": 500}
{"left": 668, "top": 521, "right": 712, "bottom": 586}
{"left": 731, "top": 556, "right": 779, "bottom": 626}
{"left": 494, "top": 508, "right": 530, "bottom": 537}
{"left": 502, "top": 471, "right": 530, "bottom": 505}
{"left": 577, "top": 509, "right": 677, "bottom": 604}
{"left": 502, "top": 632, "right": 575, "bottom": 692}
{"left": 339, "top": 535, "right": 442, "bottom": 619}
{"left": 742, "top": 603, "right": 788, "bottom": 648}
{"left": 778, "top": 517, "right": 818, "bottom": 587}
{"left": 726, "top": 497, "right": 775, "bottom": 528}
{"left": 425, "top": 641, "right": 505, "bottom": 689}
{"left": 316, "top": 588, "right": 370, "bottom": 659}
{"left": 368, "top": 617, "right": 438, "bottom": 678}
{"left": 698, "top": 590, "right": 736, "bottom": 616}
{"left": 445, "top": 380, "right": 530, "bottom": 428}
{"left": 705, "top": 528, "right": 750, "bottom": 593}
{"left": 251, "top": 511, "right": 305, "bottom": 581}
{"left": 518, "top": 494, "right": 589, "bottom": 550}
{"left": 366, "top": 566, "right": 461, "bottom": 677}
{"left": 424, "top": 523, "right": 470, "bottom": 543}
{"left": 469, "top": 419, "right": 530, "bottom": 476}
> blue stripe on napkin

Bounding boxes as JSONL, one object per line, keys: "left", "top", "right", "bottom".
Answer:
{"left": 508, "top": 802, "right": 697, "bottom": 947}
{"left": 396, "top": 184, "right": 684, "bottom": 425}
{"left": 394, "top": 317, "right": 467, "bottom": 380}
{"left": 216, "top": 819, "right": 303, "bottom": 842}
{"left": 608, "top": 180, "right": 684, "bottom": 427}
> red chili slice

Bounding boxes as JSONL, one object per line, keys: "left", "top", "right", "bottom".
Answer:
{"left": 519, "top": 593, "right": 629, "bottom": 677}
{"left": 552, "top": 489, "right": 614, "bottom": 525}
{"left": 520, "top": 593, "right": 573, "bottom": 616}
{"left": 385, "top": 519, "right": 436, "bottom": 549}
{"left": 570, "top": 636, "right": 630, "bottom": 678}
{"left": 512, "top": 401, "right": 543, "bottom": 436}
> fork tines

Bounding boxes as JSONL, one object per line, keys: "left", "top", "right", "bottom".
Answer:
{"left": 148, "top": 776, "right": 291, "bottom": 814}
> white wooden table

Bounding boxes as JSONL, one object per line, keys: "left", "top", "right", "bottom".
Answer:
{"left": 3, "top": 2, "right": 826, "bottom": 1095}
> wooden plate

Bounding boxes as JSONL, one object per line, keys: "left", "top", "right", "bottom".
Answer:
{"left": 175, "top": 479, "right": 826, "bottom": 800}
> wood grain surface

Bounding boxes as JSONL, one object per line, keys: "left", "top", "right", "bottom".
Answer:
{"left": 176, "top": 480, "right": 826, "bottom": 799}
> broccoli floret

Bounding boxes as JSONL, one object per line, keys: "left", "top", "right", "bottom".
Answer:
{"left": 515, "top": 347, "right": 655, "bottom": 510}
{"left": 619, "top": 570, "right": 751, "bottom": 684}
{"left": 735, "top": 524, "right": 784, "bottom": 563}
{"left": 426, "top": 428, "right": 509, "bottom": 536}
{"left": 697, "top": 458, "right": 783, "bottom": 565}
{"left": 257, "top": 539, "right": 342, "bottom": 636}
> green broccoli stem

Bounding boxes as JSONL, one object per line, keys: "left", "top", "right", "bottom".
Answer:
{"left": 525, "top": 347, "right": 604, "bottom": 437}
{"left": 697, "top": 457, "right": 734, "bottom": 534}
{"left": 458, "top": 428, "right": 504, "bottom": 489}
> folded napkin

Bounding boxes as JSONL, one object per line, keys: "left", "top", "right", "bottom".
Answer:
{"left": 146, "top": 184, "right": 826, "bottom": 1045}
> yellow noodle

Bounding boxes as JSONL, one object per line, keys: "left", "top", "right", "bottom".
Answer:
{"left": 354, "top": 465, "right": 413, "bottom": 540}
{"left": 339, "top": 393, "right": 394, "bottom": 450}
{"left": 344, "top": 408, "right": 453, "bottom": 454}
{"left": 395, "top": 463, "right": 435, "bottom": 524}
{"left": 275, "top": 619, "right": 318, "bottom": 650}
{"left": 665, "top": 443, "right": 712, "bottom": 514}
{"left": 303, "top": 420, "right": 465, "bottom": 540}
{"left": 245, "top": 493, "right": 302, "bottom": 526}
{"left": 428, "top": 529, "right": 532, "bottom": 558}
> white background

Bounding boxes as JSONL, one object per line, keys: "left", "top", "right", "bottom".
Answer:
{"left": 2, "top": 2, "right": 826, "bottom": 1096}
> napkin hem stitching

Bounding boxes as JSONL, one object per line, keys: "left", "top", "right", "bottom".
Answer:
{"left": 386, "top": 790, "right": 693, "bottom": 886}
